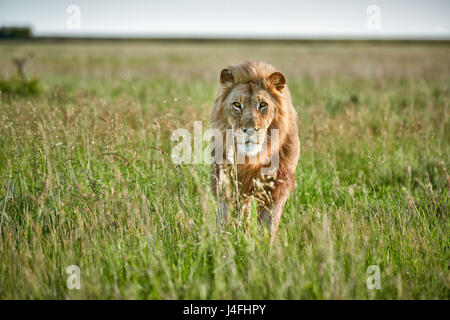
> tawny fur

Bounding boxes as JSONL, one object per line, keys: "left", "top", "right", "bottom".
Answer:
{"left": 210, "top": 60, "right": 300, "bottom": 242}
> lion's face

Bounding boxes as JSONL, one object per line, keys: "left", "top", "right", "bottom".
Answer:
{"left": 219, "top": 68, "right": 286, "bottom": 157}
{"left": 224, "top": 83, "right": 277, "bottom": 156}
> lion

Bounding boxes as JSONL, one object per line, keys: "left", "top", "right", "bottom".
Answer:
{"left": 210, "top": 60, "right": 300, "bottom": 243}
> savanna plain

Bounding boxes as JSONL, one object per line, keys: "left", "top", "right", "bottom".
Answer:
{"left": 0, "top": 40, "right": 448, "bottom": 299}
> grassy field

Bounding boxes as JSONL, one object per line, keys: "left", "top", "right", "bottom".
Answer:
{"left": 0, "top": 40, "right": 448, "bottom": 299}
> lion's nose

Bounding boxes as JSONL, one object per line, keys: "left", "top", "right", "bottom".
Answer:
{"left": 242, "top": 127, "right": 259, "bottom": 134}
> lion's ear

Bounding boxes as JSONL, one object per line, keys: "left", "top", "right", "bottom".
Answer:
{"left": 267, "top": 72, "right": 286, "bottom": 92}
{"left": 220, "top": 69, "right": 234, "bottom": 85}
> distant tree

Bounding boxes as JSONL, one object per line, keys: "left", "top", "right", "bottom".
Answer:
{"left": 0, "top": 26, "right": 33, "bottom": 38}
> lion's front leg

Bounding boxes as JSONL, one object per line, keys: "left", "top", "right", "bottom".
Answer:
{"left": 217, "top": 199, "right": 228, "bottom": 228}
{"left": 258, "top": 194, "right": 288, "bottom": 243}
{"left": 257, "top": 175, "right": 294, "bottom": 244}
{"left": 212, "top": 164, "right": 233, "bottom": 229}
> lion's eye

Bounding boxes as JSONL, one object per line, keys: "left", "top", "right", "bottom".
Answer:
{"left": 259, "top": 101, "right": 268, "bottom": 110}
{"left": 232, "top": 102, "right": 242, "bottom": 110}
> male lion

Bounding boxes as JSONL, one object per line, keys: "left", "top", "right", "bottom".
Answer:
{"left": 210, "top": 60, "right": 300, "bottom": 243}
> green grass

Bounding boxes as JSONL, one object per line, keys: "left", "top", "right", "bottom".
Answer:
{"left": 0, "top": 40, "right": 448, "bottom": 299}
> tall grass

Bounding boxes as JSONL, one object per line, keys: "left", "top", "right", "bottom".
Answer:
{"left": 0, "top": 41, "right": 448, "bottom": 299}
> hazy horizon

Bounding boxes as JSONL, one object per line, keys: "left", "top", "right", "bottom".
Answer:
{"left": 1, "top": 0, "right": 449, "bottom": 39}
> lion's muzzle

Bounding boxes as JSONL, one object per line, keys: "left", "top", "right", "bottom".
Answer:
{"left": 235, "top": 127, "right": 266, "bottom": 157}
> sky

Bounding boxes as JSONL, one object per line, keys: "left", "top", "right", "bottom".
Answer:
{"left": 0, "top": 0, "right": 449, "bottom": 39}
